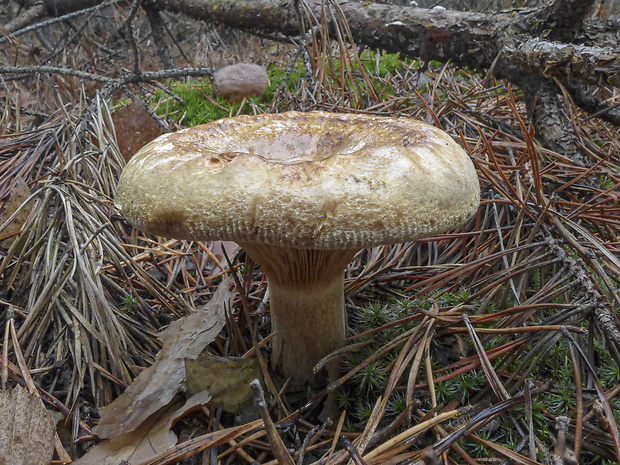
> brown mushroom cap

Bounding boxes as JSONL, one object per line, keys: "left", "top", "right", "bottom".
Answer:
{"left": 115, "top": 111, "right": 480, "bottom": 249}
{"left": 213, "top": 63, "right": 269, "bottom": 102}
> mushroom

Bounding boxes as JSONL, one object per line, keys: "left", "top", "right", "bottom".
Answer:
{"left": 115, "top": 111, "right": 480, "bottom": 385}
{"left": 213, "top": 63, "right": 269, "bottom": 102}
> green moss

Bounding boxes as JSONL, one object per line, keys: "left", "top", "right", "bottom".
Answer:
{"left": 353, "top": 360, "right": 389, "bottom": 393}
{"left": 264, "top": 62, "right": 307, "bottom": 99}
{"left": 152, "top": 63, "right": 308, "bottom": 126}
{"left": 148, "top": 51, "right": 420, "bottom": 125}
{"left": 121, "top": 294, "right": 139, "bottom": 315}
{"left": 599, "top": 175, "right": 616, "bottom": 190}
{"left": 434, "top": 380, "right": 457, "bottom": 403}
{"left": 387, "top": 393, "right": 407, "bottom": 417}
{"left": 153, "top": 80, "right": 251, "bottom": 126}
{"left": 358, "top": 50, "right": 405, "bottom": 77}
{"left": 355, "top": 399, "right": 375, "bottom": 423}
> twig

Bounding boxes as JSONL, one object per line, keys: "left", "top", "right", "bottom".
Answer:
{"left": 0, "top": 65, "right": 214, "bottom": 86}
{"left": 0, "top": 1, "right": 123, "bottom": 40}
{"left": 342, "top": 436, "right": 369, "bottom": 465}
{"left": 126, "top": 0, "right": 143, "bottom": 74}
{"left": 250, "top": 379, "right": 295, "bottom": 465}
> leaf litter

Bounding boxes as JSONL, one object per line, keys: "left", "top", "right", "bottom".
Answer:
{"left": 0, "top": 385, "right": 56, "bottom": 465}
{"left": 0, "top": 177, "right": 34, "bottom": 248}
{"left": 0, "top": 6, "right": 619, "bottom": 464}
{"left": 73, "top": 391, "right": 212, "bottom": 465}
{"left": 93, "top": 277, "right": 234, "bottom": 440}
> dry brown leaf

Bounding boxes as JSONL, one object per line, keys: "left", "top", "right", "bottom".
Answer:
{"left": 93, "top": 278, "right": 234, "bottom": 439}
{"left": 185, "top": 353, "right": 261, "bottom": 413}
{"left": 73, "top": 391, "right": 212, "bottom": 465}
{"left": 112, "top": 100, "right": 164, "bottom": 162}
{"left": 136, "top": 417, "right": 262, "bottom": 465}
{"left": 0, "top": 385, "right": 55, "bottom": 465}
{"left": 0, "top": 177, "right": 33, "bottom": 248}
{"left": 16, "top": 89, "right": 40, "bottom": 111}
{"left": 206, "top": 241, "right": 241, "bottom": 277}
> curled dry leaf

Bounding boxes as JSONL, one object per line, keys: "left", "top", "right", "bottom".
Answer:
{"left": 73, "top": 391, "right": 212, "bottom": 465}
{"left": 0, "top": 385, "right": 55, "bottom": 465}
{"left": 93, "top": 277, "right": 234, "bottom": 439}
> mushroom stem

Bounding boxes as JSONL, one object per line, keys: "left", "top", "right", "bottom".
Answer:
{"left": 239, "top": 243, "right": 358, "bottom": 385}
{"left": 267, "top": 277, "right": 346, "bottom": 384}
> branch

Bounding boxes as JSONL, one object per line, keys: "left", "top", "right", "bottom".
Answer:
{"left": 503, "top": 38, "right": 620, "bottom": 89}
{"left": 0, "top": 65, "right": 114, "bottom": 83}
{"left": 143, "top": 5, "right": 177, "bottom": 69}
{"left": 145, "top": 0, "right": 619, "bottom": 90}
{"left": 6, "top": 0, "right": 618, "bottom": 92}
{"left": 1, "top": 2, "right": 48, "bottom": 35}
{"left": 147, "top": 0, "right": 511, "bottom": 69}
{"left": 524, "top": 0, "right": 598, "bottom": 40}
{"left": 0, "top": 65, "right": 214, "bottom": 88}
{"left": 127, "top": 0, "right": 144, "bottom": 74}
{"left": 0, "top": 1, "right": 123, "bottom": 42}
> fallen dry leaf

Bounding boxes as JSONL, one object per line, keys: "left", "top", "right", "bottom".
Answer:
{"left": 185, "top": 353, "right": 262, "bottom": 413}
{"left": 206, "top": 241, "right": 240, "bottom": 277}
{"left": 73, "top": 391, "right": 212, "bottom": 465}
{"left": 0, "top": 177, "right": 34, "bottom": 248}
{"left": 112, "top": 100, "right": 164, "bottom": 162}
{"left": 136, "top": 417, "right": 262, "bottom": 465}
{"left": 93, "top": 278, "right": 234, "bottom": 439}
{"left": 0, "top": 385, "right": 55, "bottom": 465}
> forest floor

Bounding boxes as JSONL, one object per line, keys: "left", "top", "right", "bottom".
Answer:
{"left": 1, "top": 4, "right": 620, "bottom": 464}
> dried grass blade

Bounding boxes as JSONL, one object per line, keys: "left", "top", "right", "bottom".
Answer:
{"left": 477, "top": 126, "right": 524, "bottom": 208}
{"left": 406, "top": 316, "right": 435, "bottom": 413}
{"left": 567, "top": 341, "right": 584, "bottom": 459}
{"left": 425, "top": 343, "right": 437, "bottom": 410}
{"left": 382, "top": 321, "right": 426, "bottom": 397}
{"left": 324, "top": 410, "right": 347, "bottom": 463}
{"left": 330, "top": 1, "right": 380, "bottom": 103}
{"left": 524, "top": 381, "right": 536, "bottom": 460}
{"left": 2, "top": 314, "right": 10, "bottom": 389}
{"left": 250, "top": 379, "right": 295, "bottom": 465}
{"left": 504, "top": 86, "right": 545, "bottom": 207}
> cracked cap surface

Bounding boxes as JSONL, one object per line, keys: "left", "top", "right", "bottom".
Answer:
{"left": 115, "top": 111, "right": 480, "bottom": 249}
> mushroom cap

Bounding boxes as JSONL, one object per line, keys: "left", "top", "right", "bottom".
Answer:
{"left": 115, "top": 111, "right": 480, "bottom": 249}
{"left": 213, "top": 63, "right": 269, "bottom": 102}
